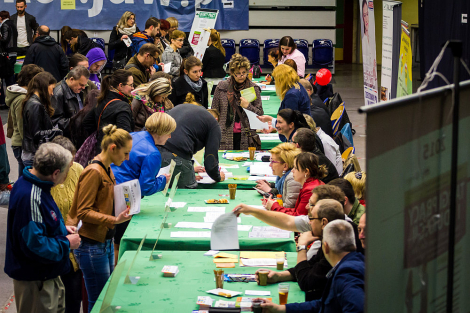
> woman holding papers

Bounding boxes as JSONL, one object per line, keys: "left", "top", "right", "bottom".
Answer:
{"left": 255, "top": 143, "right": 302, "bottom": 208}
{"left": 67, "top": 125, "right": 133, "bottom": 313}
{"left": 265, "top": 152, "right": 325, "bottom": 216}
{"left": 211, "top": 54, "right": 263, "bottom": 150}
{"left": 111, "top": 112, "right": 175, "bottom": 263}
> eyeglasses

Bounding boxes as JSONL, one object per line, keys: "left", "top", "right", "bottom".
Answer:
{"left": 269, "top": 159, "right": 281, "bottom": 164}
{"left": 148, "top": 54, "right": 158, "bottom": 62}
{"left": 233, "top": 72, "right": 248, "bottom": 78}
{"left": 175, "top": 38, "right": 184, "bottom": 42}
{"left": 308, "top": 216, "right": 321, "bottom": 221}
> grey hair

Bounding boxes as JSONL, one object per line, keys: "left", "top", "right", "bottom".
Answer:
{"left": 33, "top": 142, "right": 73, "bottom": 176}
{"left": 323, "top": 220, "right": 356, "bottom": 254}
{"left": 67, "top": 65, "right": 90, "bottom": 80}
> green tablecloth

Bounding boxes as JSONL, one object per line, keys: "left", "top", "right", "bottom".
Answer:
{"left": 119, "top": 189, "right": 296, "bottom": 258}
{"left": 92, "top": 250, "right": 305, "bottom": 313}
{"left": 261, "top": 138, "right": 282, "bottom": 150}
{"left": 262, "top": 94, "right": 281, "bottom": 118}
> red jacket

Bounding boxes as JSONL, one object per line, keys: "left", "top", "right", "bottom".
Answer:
{"left": 271, "top": 177, "right": 324, "bottom": 216}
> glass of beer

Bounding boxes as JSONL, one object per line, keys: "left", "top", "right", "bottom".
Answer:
{"left": 276, "top": 253, "right": 284, "bottom": 270}
{"left": 228, "top": 184, "right": 237, "bottom": 200}
{"left": 278, "top": 283, "right": 290, "bottom": 305}
{"left": 258, "top": 269, "right": 269, "bottom": 286}
{"left": 248, "top": 147, "right": 256, "bottom": 160}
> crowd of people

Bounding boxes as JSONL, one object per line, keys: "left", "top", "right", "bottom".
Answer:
{"left": 0, "top": 1, "right": 368, "bottom": 312}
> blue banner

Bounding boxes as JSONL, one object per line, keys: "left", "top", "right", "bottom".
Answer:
{"left": 0, "top": 0, "right": 248, "bottom": 31}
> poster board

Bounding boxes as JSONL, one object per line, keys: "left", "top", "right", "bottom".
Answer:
{"left": 188, "top": 8, "right": 219, "bottom": 60}
{"left": 397, "top": 21, "right": 413, "bottom": 98}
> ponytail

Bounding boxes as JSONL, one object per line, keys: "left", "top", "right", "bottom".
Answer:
{"left": 210, "top": 29, "right": 225, "bottom": 57}
{"left": 97, "top": 69, "right": 132, "bottom": 104}
{"left": 183, "top": 92, "right": 201, "bottom": 106}
{"left": 101, "top": 124, "right": 132, "bottom": 151}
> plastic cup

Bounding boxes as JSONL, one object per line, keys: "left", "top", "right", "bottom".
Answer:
{"left": 252, "top": 299, "right": 263, "bottom": 313}
{"left": 228, "top": 184, "right": 237, "bottom": 200}
{"left": 258, "top": 270, "right": 269, "bottom": 286}
{"left": 248, "top": 147, "right": 256, "bottom": 160}
{"left": 278, "top": 283, "right": 290, "bottom": 305}
{"left": 276, "top": 253, "right": 284, "bottom": 270}
{"left": 214, "top": 270, "right": 224, "bottom": 289}
{"left": 248, "top": 72, "right": 253, "bottom": 80}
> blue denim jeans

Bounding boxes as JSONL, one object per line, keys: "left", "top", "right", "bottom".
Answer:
{"left": 74, "top": 239, "right": 114, "bottom": 313}
{"left": 12, "top": 146, "right": 24, "bottom": 177}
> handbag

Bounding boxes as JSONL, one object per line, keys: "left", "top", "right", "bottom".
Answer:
{"left": 229, "top": 101, "right": 261, "bottom": 149}
{"left": 74, "top": 99, "right": 119, "bottom": 167}
{"left": 33, "top": 128, "right": 63, "bottom": 148}
{"left": 112, "top": 57, "right": 127, "bottom": 71}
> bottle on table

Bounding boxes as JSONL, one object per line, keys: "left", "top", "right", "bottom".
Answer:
{"left": 276, "top": 194, "right": 283, "bottom": 206}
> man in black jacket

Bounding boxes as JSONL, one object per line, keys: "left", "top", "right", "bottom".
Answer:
{"left": 51, "top": 65, "right": 90, "bottom": 138}
{"left": 0, "top": 10, "right": 18, "bottom": 98}
{"left": 24, "top": 25, "right": 68, "bottom": 82}
{"left": 10, "top": 0, "right": 38, "bottom": 57}
{"left": 299, "top": 79, "right": 333, "bottom": 137}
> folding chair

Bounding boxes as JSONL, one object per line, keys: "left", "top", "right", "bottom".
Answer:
{"left": 239, "top": 38, "right": 260, "bottom": 65}
{"left": 221, "top": 38, "right": 236, "bottom": 64}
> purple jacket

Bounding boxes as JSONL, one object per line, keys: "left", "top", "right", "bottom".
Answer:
{"left": 86, "top": 48, "right": 107, "bottom": 90}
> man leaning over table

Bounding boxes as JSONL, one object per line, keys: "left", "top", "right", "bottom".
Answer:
{"left": 258, "top": 220, "right": 365, "bottom": 313}
{"left": 234, "top": 186, "right": 363, "bottom": 301}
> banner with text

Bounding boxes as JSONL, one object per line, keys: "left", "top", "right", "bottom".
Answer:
{"left": 397, "top": 22, "right": 413, "bottom": 97}
{"left": 359, "top": 0, "right": 378, "bottom": 105}
{"left": 0, "top": 0, "right": 248, "bottom": 31}
{"left": 380, "top": 1, "right": 401, "bottom": 101}
{"left": 363, "top": 81, "right": 470, "bottom": 312}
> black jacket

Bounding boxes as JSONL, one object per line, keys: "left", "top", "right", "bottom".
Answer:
{"left": 0, "top": 20, "right": 18, "bottom": 53}
{"left": 22, "top": 94, "right": 54, "bottom": 154}
{"left": 82, "top": 91, "right": 134, "bottom": 153}
{"left": 310, "top": 94, "right": 333, "bottom": 137}
{"left": 179, "top": 34, "right": 194, "bottom": 59}
{"left": 11, "top": 12, "right": 38, "bottom": 47}
{"left": 108, "top": 26, "right": 140, "bottom": 61}
{"left": 315, "top": 83, "right": 334, "bottom": 102}
{"left": 51, "top": 80, "right": 84, "bottom": 137}
{"left": 314, "top": 147, "right": 339, "bottom": 184}
{"left": 202, "top": 45, "right": 226, "bottom": 78}
{"left": 76, "top": 35, "right": 101, "bottom": 56}
{"left": 24, "top": 36, "right": 69, "bottom": 82}
{"left": 169, "top": 75, "right": 208, "bottom": 108}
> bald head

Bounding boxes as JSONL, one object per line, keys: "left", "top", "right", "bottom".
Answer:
{"left": 314, "top": 199, "right": 345, "bottom": 223}
{"left": 38, "top": 25, "right": 50, "bottom": 36}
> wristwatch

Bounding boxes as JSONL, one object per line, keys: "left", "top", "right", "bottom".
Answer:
{"left": 297, "top": 245, "right": 307, "bottom": 252}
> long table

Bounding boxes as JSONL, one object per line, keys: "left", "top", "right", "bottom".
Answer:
{"left": 119, "top": 189, "right": 296, "bottom": 259}
{"left": 91, "top": 250, "right": 305, "bottom": 313}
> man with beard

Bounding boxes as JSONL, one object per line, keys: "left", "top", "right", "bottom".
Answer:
{"left": 11, "top": 0, "right": 38, "bottom": 57}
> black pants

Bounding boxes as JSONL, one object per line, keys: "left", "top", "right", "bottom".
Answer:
{"left": 233, "top": 133, "right": 241, "bottom": 150}
{"left": 60, "top": 267, "right": 82, "bottom": 313}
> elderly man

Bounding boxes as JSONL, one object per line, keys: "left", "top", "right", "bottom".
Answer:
{"left": 4, "top": 143, "right": 81, "bottom": 313}
{"left": 52, "top": 65, "right": 90, "bottom": 137}
{"left": 260, "top": 220, "right": 365, "bottom": 313}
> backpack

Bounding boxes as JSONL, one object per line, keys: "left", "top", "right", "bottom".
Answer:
{"left": 252, "top": 64, "right": 261, "bottom": 78}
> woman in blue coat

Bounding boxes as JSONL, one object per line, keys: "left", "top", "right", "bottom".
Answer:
{"left": 111, "top": 112, "right": 176, "bottom": 261}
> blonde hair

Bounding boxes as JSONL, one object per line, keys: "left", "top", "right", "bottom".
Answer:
{"left": 170, "top": 30, "right": 185, "bottom": 41}
{"left": 133, "top": 78, "right": 172, "bottom": 101}
{"left": 229, "top": 54, "right": 250, "bottom": 75}
{"left": 303, "top": 114, "right": 317, "bottom": 132}
{"left": 184, "top": 92, "right": 201, "bottom": 106}
{"left": 101, "top": 124, "right": 132, "bottom": 151}
{"left": 166, "top": 17, "right": 179, "bottom": 29}
{"left": 210, "top": 29, "right": 225, "bottom": 56}
{"left": 207, "top": 108, "right": 220, "bottom": 119}
{"left": 117, "top": 11, "right": 135, "bottom": 30}
{"left": 270, "top": 143, "right": 301, "bottom": 169}
{"left": 344, "top": 171, "right": 366, "bottom": 200}
{"left": 145, "top": 112, "right": 176, "bottom": 136}
{"left": 272, "top": 64, "right": 300, "bottom": 100}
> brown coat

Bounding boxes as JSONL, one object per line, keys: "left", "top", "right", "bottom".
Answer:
{"left": 131, "top": 98, "right": 174, "bottom": 132}
{"left": 67, "top": 163, "right": 117, "bottom": 243}
{"left": 211, "top": 78, "right": 263, "bottom": 150}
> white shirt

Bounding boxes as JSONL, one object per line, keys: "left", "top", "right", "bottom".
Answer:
{"left": 17, "top": 15, "right": 29, "bottom": 47}
{"left": 316, "top": 128, "right": 343, "bottom": 175}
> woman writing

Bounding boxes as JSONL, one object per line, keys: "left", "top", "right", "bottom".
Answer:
{"left": 109, "top": 11, "right": 140, "bottom": 70}
{"left": 161, "top": 30, "right": 185, "bottom": 78}
{"left": 278, "top": 36, "right": 306, "bottom": 77}
{"left": 82, "top": 70, "right": 135, "bottom": 154}
{"left": 169, "top": 56, "right": 208, "bottom": 108}
{"left": 111, "top": 112, "right": 175, "bottom": 262}
{"left": 132, "top": 77, "right": 173, "bottom": 131}
{"left": 255, "top": 143, "right": 302, "bottom": 208}
{"left": 22, "top": 72, "right": 61, "bottom": 167}
{"left": 67, "top": 125, "right": 133, "bottom": 313}
{"left": 202, "top": 29, "right": 226, "bottom": 79}
{"left": 211, "top": 54, "right": 263, "bottom": 150}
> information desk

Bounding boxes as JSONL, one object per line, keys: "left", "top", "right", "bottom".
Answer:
{"left": 92, "top": 250, "right": 305, "bottom": 313}
{"left": 119, "top": 189, "right": 296, "bottom": 259}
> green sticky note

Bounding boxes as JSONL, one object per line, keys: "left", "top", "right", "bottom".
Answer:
{"left": 241, "top": 87, "right": 257, "bottom": 103}
{"left": 61, "top": 0, "right": 75, "bottom": 9}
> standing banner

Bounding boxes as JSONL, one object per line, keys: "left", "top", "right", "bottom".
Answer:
{"left": 0, "top": 0, "right": 246, "bottom": 31}
{"left": 361, "top": 81, "right": 470, "bottom": 312}
{"left": 359, "top": 0, "right": 379, "bottom": 105}
{"left": 397, "top": 21, "right": 413, "bottom": 97}
{"left": 380, "top": 1, "right": 402, "bottom": 101}
{"left": 188, "top": 9, "right": 219, "bottom": 60}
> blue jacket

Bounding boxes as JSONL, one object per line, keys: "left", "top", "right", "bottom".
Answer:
{"left": 286, "top": 252, "right": 365, "bottom": 313}
{"left": 279, "top": 84, "right": 311, "bottom": 116}
{"left": 111, "top": 131, "right": 166, "bottom": 196}
{"left": 129, "top": 31, "right": 161, "bottom": 71}
{"left": 4, "top": 167, "right": 71, "bottom": 281}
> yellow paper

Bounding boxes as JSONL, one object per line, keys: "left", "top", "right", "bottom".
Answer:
{"left": 240, "top": 87, "right": 257, "bottom": 102}
{"left": 240, "top": 251, "right": 281, "bottom": 259}
{"left": 216, "top": 262, "right": 236, "bottom": 268}
{"left": 215, "top": 252, "right": 238, "bottom": 259}
{"left": 61, "top": 0, "right": 75, "bottom": 10}
{"left": 213, "top": 258, "right": 238, "bottom": 263}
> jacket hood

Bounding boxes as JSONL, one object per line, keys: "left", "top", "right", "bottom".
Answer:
{"left": 86, "top": 48, "right": 107, "bottom": 65}
{"left": 5, "top": 84, "right": 27, "bottom": 106}
{"left": 34, "top": 35, "right": 58, "bottom": 46}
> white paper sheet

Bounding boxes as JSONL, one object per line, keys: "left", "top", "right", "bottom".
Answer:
{"left": 211, "top": 212, "right": 239, "bottom": 250}
{"left": 170, "top": 231, "right": 211, "bottom": 238}
{"left": 188, "top": 207, "right": 226, "bottom": 212}
{"left": 206, "top": 289, "right": 242, "bottom": 297}
{"left": 248, "top": 176, "right": 277, "bottom": 182}
{"left": 204, "top": 212, "right": 226, "bottom": 223}
{"left": 250, "top": 162, "right": 275, "bottom": 176}
{"left": 237, "top": 225, "right": 253, "bottom": 231}
{"left": 255, "top": 152, "right": 272, "bottom": 161}
{"left": 204, "top": 250, "right": 219, "bottom": 256}
{"left": 157, "top": 163, "right": 171, "bottom": 176}
{"left": 170, "top": 202, "right": 187, "bottom": 208}
{"left": 224, "top": 152, "right": 250, "bottom": 159}
{"left": 241, "top": 258, "right": 288, "bottom": 267}
{"left": 197, "top": 172, "right": 216, "bottom": 184}
{"left": 242, "top": 108, "right": 269, "bottom": 130}
{"left": 248, "top": 232, "right": 291, "bottom": 238}
{"left": 114, "top": 179, "right": 141, "bottom": 216}
{"left": 163, "top": 63, "right": 172, "bottom": 73}
{"left": 261, "top": 96, "right": 270, "bottom": 101}
{"left": 175, "top": 222, "right": 213, "bottom": 229}
{"left": 245, "top": 290, "right": 271, "bottom": 296}
{"left": 220, "top": 164, "right": 239, "bottom": 169}
{"left": 252, "top": 226, "right": 291, "bottom": 233}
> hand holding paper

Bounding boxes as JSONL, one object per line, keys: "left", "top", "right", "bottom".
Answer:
{"left": 242, "top": 108, "right": 269, "bottom": 130}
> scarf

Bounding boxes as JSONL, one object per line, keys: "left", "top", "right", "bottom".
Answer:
{"left": 118, "top": 24, "right": 136, "bottom": 36}
{"left": 111, "top": 87, "right": 133, "bottom": 104}
{"left": 226, "top": 76, "right": 251, "bottom": 127}
{"left": 184, "top": 74, "right": 203, "bottom": 93}
{"left": 275, "top": 169, "right": 291, "bottom": 196}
